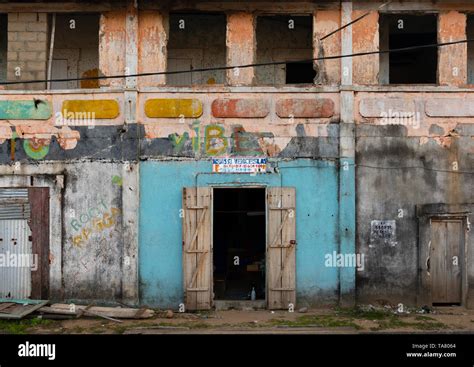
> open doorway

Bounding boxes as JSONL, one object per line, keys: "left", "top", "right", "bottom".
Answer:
{"left": 213, "top": 188, "right": 266, "bottom": 301}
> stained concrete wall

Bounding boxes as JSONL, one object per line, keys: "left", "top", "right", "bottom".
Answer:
{"left": 62, "top": 162, "right": 125, "bottom": 302}
{"left": 355, "top": 96, "right": 474, "bottom": 306}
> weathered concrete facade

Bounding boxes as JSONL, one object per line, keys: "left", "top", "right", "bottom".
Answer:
{"left": 0, "top": 1, "right": 472, "bottom": 310}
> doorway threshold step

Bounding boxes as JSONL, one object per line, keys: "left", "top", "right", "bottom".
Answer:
{"left": 214, "top": 300, "right": 266, "bottom": 311}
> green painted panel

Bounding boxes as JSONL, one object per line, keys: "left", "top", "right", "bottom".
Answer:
{"left": 0, "top": 100, "right": 52, "bottom": 120}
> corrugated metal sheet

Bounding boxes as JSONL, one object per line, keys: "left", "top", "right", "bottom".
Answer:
{"left": 0, "top": 189, "right": 30, "bottom": 220}
{"left": 0, "top": 219, "right": 32, "bottom": 299}
{"left": 0, "top": 189, "right": 28, "bottom": 199}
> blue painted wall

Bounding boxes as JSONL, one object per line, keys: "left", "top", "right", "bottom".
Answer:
{"left": 139, "top": 159, "right": 345, "bottom": 308}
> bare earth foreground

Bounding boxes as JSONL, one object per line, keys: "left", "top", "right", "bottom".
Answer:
{"left": 1, "top": 306, "right": 474, "bottom": 334}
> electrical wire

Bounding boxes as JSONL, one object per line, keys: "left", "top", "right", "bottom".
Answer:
{"left": 1, "top": 38, "right": 472, "bottom": 85}
{"left": 320, "top": 0, "right": 392, "bottom": 41}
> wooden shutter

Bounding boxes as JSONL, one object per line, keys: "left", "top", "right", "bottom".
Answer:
{"left": 267, "top": 187, "right": 296, "bottom": 310}
{"left": 182, "top": 187, "right": 212, "bottom": 310}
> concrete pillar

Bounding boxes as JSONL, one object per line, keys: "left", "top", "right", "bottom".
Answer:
{"left": 226, "top": 12, "right": 255, "bottom": 86}
{"left": 121, "top": 162, "right": 139, "bottom": 305}
{"left": 125, "top": 3, "right": 138, "bottom": 89}
{"left": 438, "top": 11, "right": 467, "bottom": 86}
{"left": 99, "top": 10, "right": 126, "bottom": 88}
{"left": 352, "top": 10, "right": 379, "bottom": 85}
{"left": 138, "top": 11, "right": 168, "bottom": 87}
{"left": 339, "top": 1, "right": 356, "bottom": 307}
{"left": 313, "top": 10, "right": 341, "bottom": 85}
{"left": 7, "top": 13, "right": 48, "bottom": 90}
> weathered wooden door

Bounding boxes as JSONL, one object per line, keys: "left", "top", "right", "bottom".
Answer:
{"left": 267, "top": 187, "right": 296, "bottom": 310}
{"left": 430, "top": 220, "right": 463, "bottom": 304}
{"left": 182, "top": 187, "right": 212, "bottom": 310}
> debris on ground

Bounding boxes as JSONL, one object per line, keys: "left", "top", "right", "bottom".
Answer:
{"left": 0, "top": 299, "right": 49, "bottom": 320}
{"left": 38, "top": 303, "right": 154, "bottom": 319}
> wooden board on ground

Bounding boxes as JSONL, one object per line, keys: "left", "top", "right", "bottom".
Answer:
{"left": 0, "top": 299, "right": 49, "bottom": 319}
{"left": 40, "top": 304, "right": 154, "bottom": 319}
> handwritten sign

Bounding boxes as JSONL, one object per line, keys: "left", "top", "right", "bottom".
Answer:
{"left": 370, "top": 220, "right": 397, "bottom": 247}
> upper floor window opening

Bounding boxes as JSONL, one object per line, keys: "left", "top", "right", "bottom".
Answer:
{"left": 167, "top": 13, "right": 226, "bottom": 86}
{"left": 256, "top": 15, "right": 315, "bottom": 86}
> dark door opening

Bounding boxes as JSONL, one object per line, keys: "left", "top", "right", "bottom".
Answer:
{"left": 213, "top": 188, "right": 266, "bottom": 301}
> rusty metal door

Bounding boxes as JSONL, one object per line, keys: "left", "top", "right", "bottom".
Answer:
{"left": 430, "top": 220, "right": 463, "bottom": 304}
{"left": 182, "top": 187, "right": 212, "bottom": 311}
{"left": 28, "top": 188, "right": 50, "bottom": 299}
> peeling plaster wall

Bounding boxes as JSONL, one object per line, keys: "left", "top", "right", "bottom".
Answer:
{"left": 99, "top": 10, "right": 126, "bottom": 88}
{"left": 352, "top": 10, "right": 379, "bottom": 85}
{"left": 438, "top": 11, "right": 467, "bottom": 86}
{"left": 138, "top": 10, "right": 168, "bottom": 87}
{"left": 313, "top": 10, "right": 341, "bottom": 85}
{"left": 226, "top": 12, "right": 255, "bottom": 86}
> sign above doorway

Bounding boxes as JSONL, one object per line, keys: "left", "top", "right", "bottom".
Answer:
{"left": 212, "top": 157, "right": 267, "bottom": 174}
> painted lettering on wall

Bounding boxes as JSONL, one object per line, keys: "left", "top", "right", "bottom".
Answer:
{"left": 168, "top": 121, "right": 272, "bottom": 156}
{"left": 70, "top": 198, "right": 121, "bottom": 247}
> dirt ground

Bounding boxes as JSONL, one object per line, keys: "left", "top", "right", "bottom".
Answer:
{"left": 2, "top": 305, "right": 474, "bottom": 334}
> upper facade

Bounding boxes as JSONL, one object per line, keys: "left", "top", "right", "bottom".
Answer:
{"left": 0, "top": 0, "right": 473, "bottom": 161}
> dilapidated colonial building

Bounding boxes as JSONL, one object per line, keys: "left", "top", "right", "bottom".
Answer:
{"left": 0, "top": 0, "right": 472, "bottom": 311}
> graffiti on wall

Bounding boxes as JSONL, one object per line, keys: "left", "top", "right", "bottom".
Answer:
{"left": 5, "top": 127, "right": 79, "bottom": 161}
{"left": 70, "top": 198, "right": 121, "bottom": 248}
{"left": 168, "top": 121, "right": 275, "bottom": 157}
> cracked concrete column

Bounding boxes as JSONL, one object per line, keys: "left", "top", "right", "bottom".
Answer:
{"left": 339, "top": 1, "right": 356, "bottom": 307}
{"left": 226, "top": 12, "right": 255, "bottom": 86}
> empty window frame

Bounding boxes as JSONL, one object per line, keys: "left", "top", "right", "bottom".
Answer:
{"left": 256, "top": 15, "right": 314, "bottom": 85}
{"left": 51, "top": 13, "right": 100, "bottom": 89}
{"left": 379, "top": 14, "right": 438, "bottom": 84}
{"left": 167, "top": 13, "right": 226, "bottom": 86}
{"left": 467, "top": 15, "right": 474, "bottom": 84}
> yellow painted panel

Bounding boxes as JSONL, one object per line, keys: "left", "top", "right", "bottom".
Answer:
{"left": 145, "top": 99, "right": 203, "bottom": 118}
{"left": 61, "top": 100, "right": 120, "bottom": 119}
